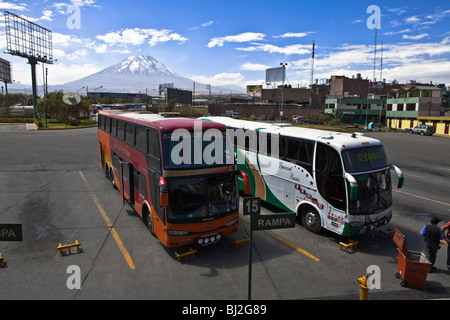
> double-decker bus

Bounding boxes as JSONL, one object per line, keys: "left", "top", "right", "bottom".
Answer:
{"left": 98, "top": 111, "right": 249, "bottom": 247}
{"left": 200, "top": 117, "right": 404, "bottom": 237}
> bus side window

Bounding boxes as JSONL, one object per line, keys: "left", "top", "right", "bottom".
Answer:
{"left": 278, "top": 136, "right": 286, "bottom": 160}
{"left": 286, "top": 138, "right": 314, "bottom": 175}
{"left": 136, "top": 126, "right": 147, "bottom": 152}
{"left": 112, "top": 119, "right": 117, "bottom": 136}
{"left": 133, "top": 168, "right": 147, "bottom": 198}
{"left": 117, "top": 121, "right": 124, "bottom": 140}
{"left": 125, "top": 123, "right": 134, "bottom": 145}
{"left": 148, "top": 129, "right": 161, "bottom": 171}
{"left": 257, "top": 132, "right": 270, "bottom": 156}
{"left": 105, "top": 116, "right": 111, "bottom": 133}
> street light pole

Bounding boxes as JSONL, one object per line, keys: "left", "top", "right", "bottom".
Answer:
{"left": 280, "top": 63, "right": 287, "bottom": 123}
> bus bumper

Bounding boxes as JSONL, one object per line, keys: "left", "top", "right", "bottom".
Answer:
{"left": 342, "top": 212, "right": 392, "bottom": 237}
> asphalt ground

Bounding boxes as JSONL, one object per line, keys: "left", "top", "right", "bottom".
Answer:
{"left": 0, "top": 124, "right": 449, "bottom": 303}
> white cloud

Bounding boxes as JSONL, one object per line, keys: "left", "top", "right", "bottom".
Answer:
{"left": 384, "top": 28, "right": 411, "bottom": 36}
{"left": 240, "top": 62, "right": 270, "bottom": 71}
{"left": 40, "top": 10, "right": 53, "bottom": 21}
{"left": 237, "top": 43, "right": 310, "bottom": 55}
{"left": 189, "top": 20, "right": 215, "bottom": 30}
{"left": 48, "top": 63, "right": 102, "bottom": 85}
{"left": 53, "top": 32, "right": 85, "bottom": 47}
{"left": 191, "top": 72, "right": 245, "bottom": 87}
{"left": 0, "top": 1, "right": 28, "bottom": 11}
{"left": 273, "top": 32, "right": 312, "bottom": 38}
{"left": 402, "top": 33, "right": 429, "bottom": 40}
{"left": 96, "top": 28, "right": 188, "bottom": 47}
{"left": 207, "top": 32, "right": 265, "bottom": 48}
{"left": 288, "top": 38, "right": 450, "bottom": 85}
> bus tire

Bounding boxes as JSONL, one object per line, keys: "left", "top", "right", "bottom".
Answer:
{"left": 300, "top": 206, "right": 322, "bottom": 233}
{"left": 108, "top": 167, "right": 117, "bottom": 189}
{"left": 142, "top": 205, "right": 156, "bottom": 237}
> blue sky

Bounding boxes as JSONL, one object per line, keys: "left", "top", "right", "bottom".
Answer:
{"left": 1, "top": 0, "right": 450, "bottom": 90}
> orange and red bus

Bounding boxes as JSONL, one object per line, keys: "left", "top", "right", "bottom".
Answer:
{"left": 98, "top": 110, "right": 249, "bottom": 247}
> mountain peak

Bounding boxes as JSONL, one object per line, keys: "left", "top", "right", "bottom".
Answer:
{"left": 110, "top": 54, "right": 180, "bottom": 78}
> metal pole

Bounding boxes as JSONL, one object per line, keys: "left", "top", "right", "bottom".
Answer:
{"left": 248, "top": 216, "right": 253, "bottom": 300}
{"left": 29, "top": 58, "right": 38, "bottom": 119}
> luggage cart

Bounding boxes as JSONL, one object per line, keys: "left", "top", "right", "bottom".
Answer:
{"left": 393, "top": 228, "right": 431, "bottom": 289}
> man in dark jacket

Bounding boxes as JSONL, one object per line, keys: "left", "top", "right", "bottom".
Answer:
{"left": 442, "top": 220, "right": 450, "bottom": 270}
{"left": 420, "top": 217, "right": 444, "bottom": 271}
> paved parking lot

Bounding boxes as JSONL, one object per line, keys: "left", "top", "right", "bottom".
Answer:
{"left": 0, "top": 124, "right": 449, "bottom": 302}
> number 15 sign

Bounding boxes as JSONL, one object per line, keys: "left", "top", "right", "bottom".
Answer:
{"left": 243, "top": 197, "right": 261, "bottom": 216}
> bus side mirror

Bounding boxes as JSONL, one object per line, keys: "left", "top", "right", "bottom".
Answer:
{"left": 238, "top": 170, "right": 251, "bottom": 195}
{"left": 159, "top": 177, "right": 169, "bottom": 207}
{"left": 391, "top": 165, "right": 404, "bottom": 189}
{"left": 345, "top": 173, "right": 358, "bottom": 201}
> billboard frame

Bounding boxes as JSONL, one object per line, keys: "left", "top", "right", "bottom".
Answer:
{"left": 4, "top": 11, "right": 54, "bottom": 119}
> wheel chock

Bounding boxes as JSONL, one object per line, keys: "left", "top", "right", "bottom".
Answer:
{"left": 232, "top": 236, "right": 249, "bottom": 248}
{"left": 340, "top": 240, "right": 359, "bottom": 252}
{"left": 58, "top": 240, "right": 82, "bottom": 255}
{"left": 174, "top": 248, "right": 197, "bottom": 262}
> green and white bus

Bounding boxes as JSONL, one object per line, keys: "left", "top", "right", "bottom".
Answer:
{"left": 200, "top": 117, "right": 404, "bottom": 237}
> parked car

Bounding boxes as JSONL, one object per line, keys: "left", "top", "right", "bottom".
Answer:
{"left": 408, "top": 124, "right": 435, "bottom": 136}
{"left": 303, "top": 118, "right": 324, "bottom": 125}
{"left": 232, "top": 112, "right": 240, "bottom": 119}
{"left": 250, "top": 115, "right": 257, "bottom": 120}
{"left": 260, "top": 115, "right": 267, "bottom": 121}
{"left": 293, "top": 116, "right": 306, "bottom": 123}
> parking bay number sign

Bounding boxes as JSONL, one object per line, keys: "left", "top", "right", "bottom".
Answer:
{"left": 243, "top": 197, "right": 295, "bottom": 230}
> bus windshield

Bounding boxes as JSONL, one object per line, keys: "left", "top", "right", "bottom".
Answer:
{"left": 341, "top": 146, "right": 388, "bottom": 173}
{"left": 167, "top": 174, "right": 238, "bottom": 221}
{"left": 347, "top": 169, "right": 392, "bottom": 215}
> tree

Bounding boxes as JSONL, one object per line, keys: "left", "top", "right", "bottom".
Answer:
{"left": 167, "top": 98, "right": 176, "bottom": 112}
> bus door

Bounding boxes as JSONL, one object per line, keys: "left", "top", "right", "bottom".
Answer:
{"left": 120, "top": 160, "right": 134, "bottom": 206}
{"left": 98, "top": 142, "right": 105, "bottom": 169}
{"left": 148, "top": 168, "right": 165, "bottom": 224}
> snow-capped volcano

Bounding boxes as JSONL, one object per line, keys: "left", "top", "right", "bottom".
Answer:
{"left": 49, "top": 54, "right": 245, "bottom": 94}
{"left": 107, "top": 54, "right": 181, "bottom": 77}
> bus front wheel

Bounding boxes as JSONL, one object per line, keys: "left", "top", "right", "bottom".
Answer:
{"left": 142, "top": 206, "right": 156, "bottom": 237}
{"left": 301, "top": 207, "right": 322, "bottom": 233}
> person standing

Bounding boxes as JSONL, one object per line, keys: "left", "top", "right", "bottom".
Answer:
{"left": 420, "top": 217, "right": 444, "bottom": 271}
{"left": 441, "top": 220, "right": 450, "bottom": 270}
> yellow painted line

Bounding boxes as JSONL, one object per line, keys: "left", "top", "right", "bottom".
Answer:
{"left": 404, "top": 172, "right": 449, "bottom": 185}
{"left": 394, "top": 189, "right": 450, "bottom": 207}
{"left": 240, "top": 215, "right": 320, "bottom": 262}
{"left": 79, "top": 171, "right": 135, "bottom": 270}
